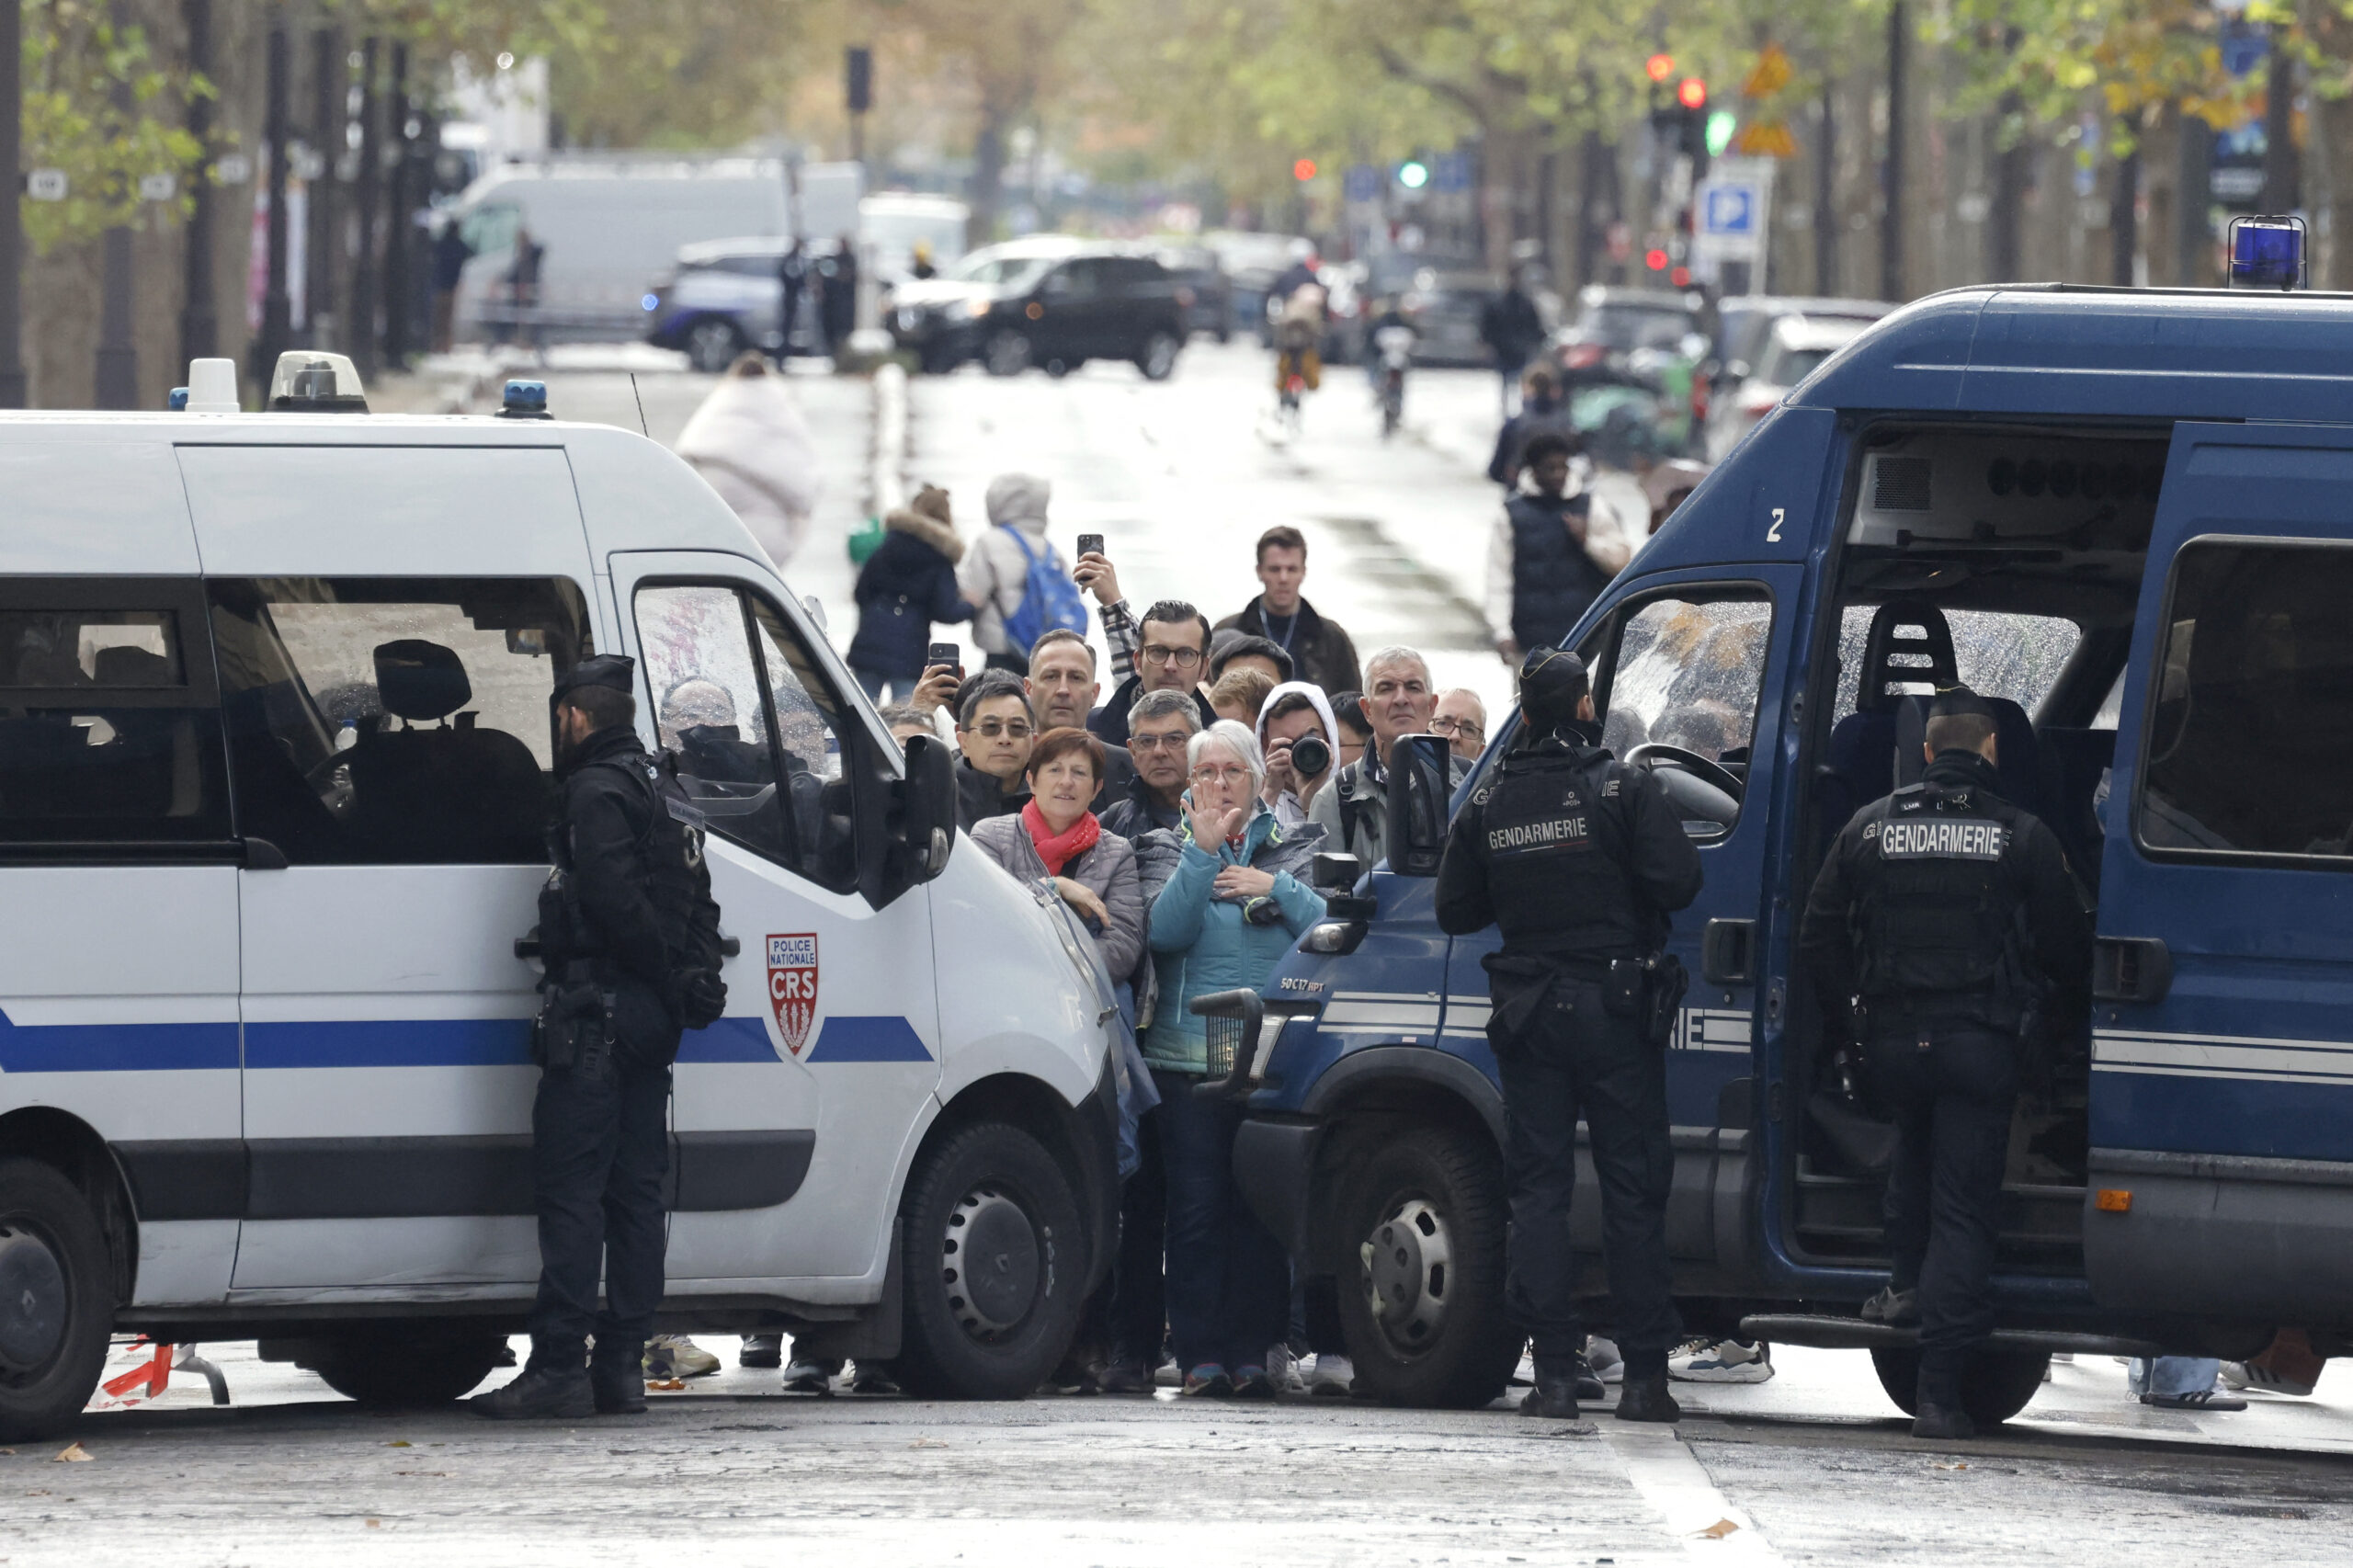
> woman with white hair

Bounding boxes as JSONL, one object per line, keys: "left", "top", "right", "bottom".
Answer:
{"left": 1135, "top": 720, "right": 1327, "bottom": 1399}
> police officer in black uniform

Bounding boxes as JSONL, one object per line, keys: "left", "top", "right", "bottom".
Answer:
{"left": 479, "top": 654, "right": 726, "bottom": 1418}
{"left": 1799, "top": 686, "right": 2089, "bottom": 1440}
{"left": 1437, "top": 648, "right": 1703, "bottom": 1421}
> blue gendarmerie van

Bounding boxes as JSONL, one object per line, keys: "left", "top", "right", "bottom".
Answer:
{"left": 1211, "top": 284, "right": 2353, "bottom": 1423}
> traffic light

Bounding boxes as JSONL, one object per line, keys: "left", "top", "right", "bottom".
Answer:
{"left": 1645, "top": 52, "right": 1676, "bottom": 83}
{"left": 1396, "top": 159, "right": 1429, "bottom": 190}
{"left": 846, "top": 46, "right": 872, "bottom": 115}
{"left": 1677, "top": 77, "right": 1707, "bottom": 110}
{"left": 1705, "top": 109, "right": 1737, "bottom": 157}
{"left": 1293, "top": 157, "right": 1318, "bottom": 182}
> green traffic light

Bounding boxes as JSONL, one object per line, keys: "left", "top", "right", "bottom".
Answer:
{"left": 1705, "top": 110, "right": 1737, "bottom": 157}
{"left": 1397, "top": 161, "right": 1429, "bottom": 190}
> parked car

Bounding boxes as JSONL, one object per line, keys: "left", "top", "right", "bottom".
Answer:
{"left": 1204, "top": 230, "right": 1309, "bottom": 343}
{"left": 1699, "top": 294, "right": 1893, "bottom": 429}
{"left": 1394, "top": 262, "right": 1505, "bottom": 367}
{"left": 1550, "top": 286, "right": 1706, "bottom": 380}
{"left": 892, "top": 243, "right": 1188, "bottom": 380}
{"left": 1156, "top": 245, "right": 1233, "bottom": 342}
{"left": 642, "top": 195, "right": 974, "bottom": 372}
{"left": 1703, "top": 314, "right": 1872, "bottom": 460}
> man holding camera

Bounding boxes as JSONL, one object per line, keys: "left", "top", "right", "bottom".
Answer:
{"left": 1257, "top": 683, "right": 1340, "bottom": 827}
{"left": 479, "top": 655, "right": 727, "bottom": 1419}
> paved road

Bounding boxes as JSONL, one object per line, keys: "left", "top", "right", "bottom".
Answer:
{"left": 27, "top": 1336, "right": 2353, "bottom": 1565}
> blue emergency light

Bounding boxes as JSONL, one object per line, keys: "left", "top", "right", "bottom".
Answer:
{"left": 166, "top": 387, "right": 188, "bottom": 411}
{"left": 2228, "top": 214, "right": 2304, "bottom": 290}
{"left": 496, "top": 379, "right": 552, "bottom": 420}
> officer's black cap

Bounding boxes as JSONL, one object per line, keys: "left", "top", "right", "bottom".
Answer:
{"left": 1927, "top": 685, "right": 1995, "bottom": 722}
{"left": 551, "top": 653, "right": 636, "bottom": 704}
{"left": 1518, "top": 646, "right": 1589, "bottom": 730}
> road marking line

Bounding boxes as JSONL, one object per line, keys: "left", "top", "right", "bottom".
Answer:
{"left": 1602, "top": 1424, "right": 1783, "bottom": 1563}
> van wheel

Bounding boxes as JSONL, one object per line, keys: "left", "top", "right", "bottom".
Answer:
{"left": 1870, "top": 1345, "right": 2050, "bottom": 1426}
{"left": 1137, "top": 331, "right": 1180, "bottom": 381}
{"left": 983, "top": 332, "right": 1032, "bottom": 377}
{"left": 0, "top": 1158, "right": 113, "bottom": 1443}
{"left": 685, "top": 318, "right": 745, "bottom": 373}
{"left": 309, "top": 1326, "right": 509, "bottom": 1408}
{"left": 895, "top": 1121, "right": 1086, "bottom": 1400}
{"left": 1333, "top": 1126, "right": 1520, "bottom": 1409}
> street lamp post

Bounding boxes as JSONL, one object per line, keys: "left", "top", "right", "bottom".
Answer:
{"left": 180, "top": 0, "right": 217, "bottom": 369}
{"left": 256, "top": 12, "right": 292, "bottom": 384}
{"left": 0, "top": 0, "right": 27, "bottom": 406}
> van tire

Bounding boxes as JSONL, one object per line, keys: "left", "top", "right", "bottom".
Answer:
{"left": 0, "top": 1157, "right": 114, "bottom": 1443}
{"left": 1869, "top": 1345, "right": 2050, "bottom": 1426}
{"left": 309, "top": 1327, "right": 510, "bottom": 1408}
{"left": 1332, "top": 1126, "right": 1520, "bottom": 1409}
{"left": 894, "top": 1120, "right": 1086, "bottom": 1400}
{"left": 1136, "top": 331, "right": 1180, "bottom": 381}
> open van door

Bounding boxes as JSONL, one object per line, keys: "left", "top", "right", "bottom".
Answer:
{"left": 2086, "top": 420, "right": 2353, "bottom": 1324}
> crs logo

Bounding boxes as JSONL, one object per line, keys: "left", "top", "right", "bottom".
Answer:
{"left": 767, "top": 933, "right": 819, "bottom": 1056}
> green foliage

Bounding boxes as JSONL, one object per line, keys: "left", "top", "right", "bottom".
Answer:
{"left": 20, "top": 1, "right": 206, "bottom": 254}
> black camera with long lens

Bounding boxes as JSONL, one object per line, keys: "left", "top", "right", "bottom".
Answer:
{"left": 1290, "top": 733, "right": 1331, "bottom": 778}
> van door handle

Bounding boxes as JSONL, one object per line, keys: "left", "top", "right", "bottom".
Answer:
{"left": 1701, "top": 918, "right": 1756, "bottom": 985}
{"left": 2092, "top": 937, "right": 2172, "bottom": 1003}
{"left": 719, "top": 934, "right": 742, "bottom": 959}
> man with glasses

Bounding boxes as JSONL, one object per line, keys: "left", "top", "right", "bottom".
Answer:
{"left": 1310, "top": 646, "right": 1461, "bottom": 865}
{"left": 1101, "top": 688, "right": 1199, "bottom": 842}
{"left": 1084, "top": 592, "right": 1218, "bottom": 748}
{"left": 954, "top": 673, "right": 1037, "bottom": 830}
{"left": 1432, "top": 688, "right": 1489, "bottom": 764}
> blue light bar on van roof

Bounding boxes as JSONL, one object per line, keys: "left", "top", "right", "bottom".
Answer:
{"left": 497, "top": 379, "right": 552, "bottom": 420}
{"left": 2229, "top": 214, "right": 2304, "bottom": 290}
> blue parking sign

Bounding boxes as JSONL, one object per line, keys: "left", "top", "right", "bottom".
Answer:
{"left": 1344, "top": 164, "right": 1381, "bottom": 203}
{"left": 1703, "top": 186, "right": 1756, "bottom": 236}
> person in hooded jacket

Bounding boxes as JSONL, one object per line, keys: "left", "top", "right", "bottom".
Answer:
{"left": 1135, "top": 721, "right": 1327, "bottom": 1399}
{"left": 1256, "top": 681, "right": 1340, "bottom": 828}
{"left": 848, "top": 483, "right": 972, "bottom": 702}
{"left": 957, "top": 472, "right": 1064, "bottom": 676}
{"left": 674, "top": 352, "right": 824, "bottom": 569}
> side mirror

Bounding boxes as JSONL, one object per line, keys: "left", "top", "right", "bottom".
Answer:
{"left": 1382, "top": 733, "right": 1453, "bottom": 878}
{"left": 854, "top": 729, "right": 955, "bottom": 909}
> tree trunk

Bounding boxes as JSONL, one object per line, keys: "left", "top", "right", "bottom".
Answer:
{"left": 2322, "top": 94, "right": 2353, "bottom": 288}
{"left": 1987, "top": 92, "right": 2028, "bottom": 281}
{"left": 968, "top": 89, "right": 1014, "bottom": 247}
{"left": 1815, "top": 83, "right": 1837, "bottom": 295}
{"left": 2141, "top": 107, "right": 2178, "bottom": 289}
{"left": 1881, "top": 2, "right": 1907, "bottom": 300}
{"left": 2110, "top": 135, "right": 2140, "bottom": 285}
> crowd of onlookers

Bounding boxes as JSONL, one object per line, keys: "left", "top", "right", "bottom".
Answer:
{"left": 842, "top": 470, "right": 1497, "bottom": 1395}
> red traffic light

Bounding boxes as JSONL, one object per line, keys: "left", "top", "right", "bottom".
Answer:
{"left": 1293, "top": 158, "right": 1318, "bottom": 182}
{"left": 1645, "top": 53, "right": 1676, "bottom": 83}
{"left": 1677, "top": 77, "right": 1708, "bottom": 109}
{"left": 1644, "top": 248, "right": 1670, "bottom": 271}
{"left": 1670, "top": 266, "right": 1692, "bottom": 288}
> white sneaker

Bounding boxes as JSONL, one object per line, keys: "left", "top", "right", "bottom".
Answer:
{"left": 2222, "top": 1359, "right": 2317, "bottom": 1397}
{"left": 1670, "top": 1339, "right": 1774, "bottom": 1383}
{"left": 1267, "top": 1344, "right": 1308, "bottom": 1396}
{"left": 1586, "top": 1335, "right": 1624, "bottom": 1385}
{"left": 1306, "top": 1352, "right": 1355, "bottom": 1397}
{"left": 643, "top": 1335, "right": 722, "bottom": 1379}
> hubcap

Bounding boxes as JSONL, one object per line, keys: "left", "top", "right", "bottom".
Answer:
{"left": 0, "top": 1225, "right": 67, "bottom": 1378}
{"left": 1359, "top": 1197, "right": 1452, "bottom": 1355}
{"left": 941, "top": 1186, "right": 1040, "bottom": 1340}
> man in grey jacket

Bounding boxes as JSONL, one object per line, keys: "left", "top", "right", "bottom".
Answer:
{"left": 1309, "top": 646, "right": 1461, "bottom": 865}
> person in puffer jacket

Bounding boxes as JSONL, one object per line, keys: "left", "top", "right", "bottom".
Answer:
{"left": 1135, "top": 719, "right": 1325, "bottom": 1401}
{"left": 847, "top": 483, "right": 972, "bottom": 701}
{"left": 674, "top": 353, "right": 823, "bottom": 568}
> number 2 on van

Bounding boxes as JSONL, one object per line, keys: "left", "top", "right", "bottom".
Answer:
{"left": 767, "top": 933, "right": 820, "bottom": 1055}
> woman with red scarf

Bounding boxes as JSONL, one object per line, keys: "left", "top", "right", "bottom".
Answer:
{"left": 972, "top": 727, "right": 1144, "bottom": 984}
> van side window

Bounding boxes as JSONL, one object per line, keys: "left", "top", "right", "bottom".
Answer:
{"left": 207, "top": 576, "right": 590, "bottom": 865}
{"left": 634, "top": 583, "right": 855, "bottom": 892}
{"left": 0, "top": 583, "right": 232, "bottom": 846}
{"left": 1599, "top": 592, "right": 1773, "bottom": 768}
{"left": 2140, "top": 540, "right": 2353, "bottom": 859}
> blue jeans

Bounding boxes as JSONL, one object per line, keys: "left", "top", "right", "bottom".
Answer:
{"left": 1153, "top": 1068, "right": 1289, "bottom": 1373}
{"left": 2130, "top": 1357, "right": 2219, "bottom": 1398}
{"left": 855, "top": 667, "right": 912, "bottom": 703}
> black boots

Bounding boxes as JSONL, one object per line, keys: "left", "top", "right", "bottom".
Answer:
{"left": 1912, "top": 1399, "right": 1978, "bottom": 1440}
{"left": 473, "top": 1363, "right": 594, "bottom": 1419}
{"left": 1614, "top": 1372, "right": 1682, "bottom": 1423}
{"left": 1860, "top": 1287, "right": 1921, "bottom": 1326}
{"left": 1519, "top": 1369, "right": 1583, "bottom": 1419}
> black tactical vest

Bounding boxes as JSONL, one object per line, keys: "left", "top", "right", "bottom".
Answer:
{"left": 1848, "top": 768, "right": 2033, "bottom": 1032}
{"left": 1475, "top": 741, "right": 1664, "bottom": 960}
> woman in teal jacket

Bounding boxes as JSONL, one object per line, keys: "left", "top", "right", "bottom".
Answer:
{"left": 1140, "top": 719, "right": 1326, "bottom": 1398}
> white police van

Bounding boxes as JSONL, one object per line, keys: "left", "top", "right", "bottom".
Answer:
{"left": 0, "top": 362, "right": 1119, "bottom": 1438}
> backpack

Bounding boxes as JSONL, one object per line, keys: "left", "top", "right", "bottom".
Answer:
{"left": 1000, "top": 527, "right": 1088, "bottom": 653}
{"left": 584, "top": 751, "right": 729, "bottom": 1039}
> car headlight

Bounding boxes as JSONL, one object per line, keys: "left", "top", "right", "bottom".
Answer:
{"left": 897, "top": 307, "right": 919, "bottom": 330}
{"left": 1254, "top": 1008, "right": 1320, "bottom": 1082}
{"left": 966, "top": 297, "right": 994, "bottom": 320}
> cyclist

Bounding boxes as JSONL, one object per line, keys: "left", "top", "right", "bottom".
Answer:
{"left": 1273, "top": 282, "right": 1327, "bottom": 414}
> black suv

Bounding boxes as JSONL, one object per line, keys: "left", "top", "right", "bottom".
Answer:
{"left": 896, "top": 246, "right": 1187, "bottom": 380}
